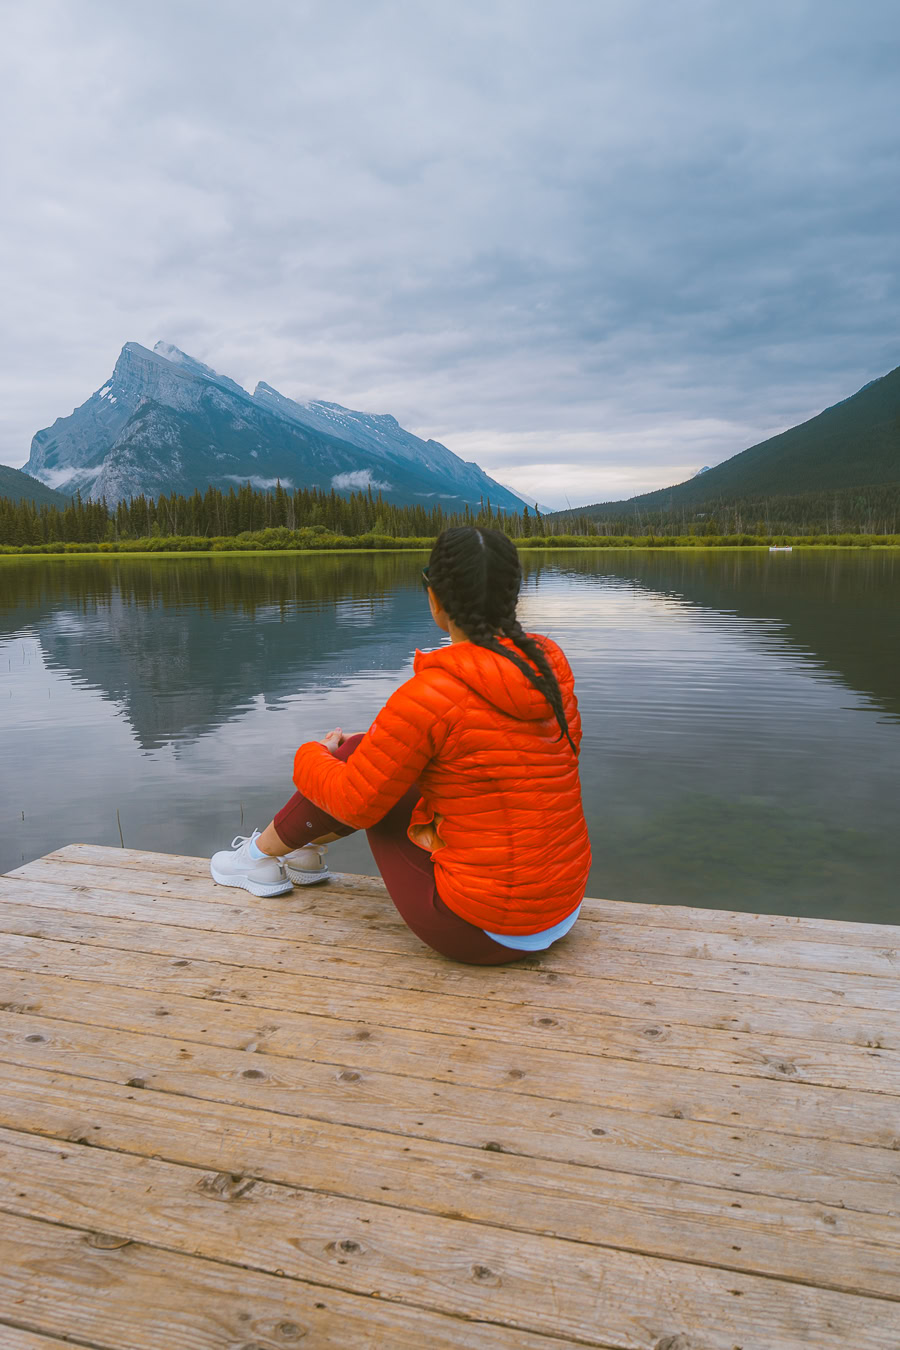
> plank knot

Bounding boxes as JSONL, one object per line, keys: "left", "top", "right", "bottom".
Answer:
{"left": 276, "top": 1322, "right": 307, "bottom": 1340}
{"left": 198, "top": 1171, "right": 257, "bottom": 1201}
{"left": 86, "top": 1232, "right": 133, "bottom": 1251}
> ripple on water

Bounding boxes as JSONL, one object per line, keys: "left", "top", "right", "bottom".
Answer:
{"left": 1, "top": 549, "right": 898, "bottom": 920}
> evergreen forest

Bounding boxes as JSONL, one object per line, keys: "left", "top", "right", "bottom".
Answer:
{"left": 1, "top": 479, "right": 899, "bottom": 553}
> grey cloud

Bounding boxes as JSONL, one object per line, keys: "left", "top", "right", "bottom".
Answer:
{"left": 1, "top": 0, "right": 898, "bottom": 507}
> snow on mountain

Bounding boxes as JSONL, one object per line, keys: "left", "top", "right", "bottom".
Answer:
{"left": 23, "top": 342, "right": 531, "bottom": 511}
{"left": 251, "top": 381, "right": 526, "bottom": 510}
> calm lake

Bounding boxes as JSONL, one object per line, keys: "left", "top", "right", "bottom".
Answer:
{"left": 1, "top": 549, "right": 898, "bottom": 923}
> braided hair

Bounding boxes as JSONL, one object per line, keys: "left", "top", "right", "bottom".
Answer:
{"left": 426, "top": 526, "right": 576, "bottom": 754}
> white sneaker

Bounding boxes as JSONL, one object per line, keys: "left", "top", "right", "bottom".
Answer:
{"left": 284, "top": 843, "right": 331, "bottom": 886}
{"left": 210, "top": 831, "right": 293, "bottom": 897}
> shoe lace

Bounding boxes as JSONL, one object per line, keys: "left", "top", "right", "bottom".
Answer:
{"left": 230, "top": 830, "right": 260, "bottom": 851}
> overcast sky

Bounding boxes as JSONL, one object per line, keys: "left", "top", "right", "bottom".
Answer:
{"left": 2, "top": 1, "right": 898, "bottom": 507}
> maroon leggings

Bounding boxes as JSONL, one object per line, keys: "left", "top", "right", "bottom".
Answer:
{"left": 273, "top": 734, "right": 527, "bottom": 965}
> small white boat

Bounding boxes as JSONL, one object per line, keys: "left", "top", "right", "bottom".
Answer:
{"left": 769, "top": 546, "right": 793, "bottom": 552}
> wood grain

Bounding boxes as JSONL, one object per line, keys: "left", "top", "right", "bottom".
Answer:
{"left": 1, "top": 883, "right": 897, "bottom": 1016}
{"left": 2, "top": 943, "right": 899, "bottom": 1150}
{"left": 1, "top": 1032, "right": 899, "bottom": 1295}
{"left": 0, "top": 1211, "right": 595, "bottom": 1350}
{"left": 7, "top": 882, "right": 900, "bottom": 1053}
{"left": 34, "top": 843, "right": 900, "bottom": 947}
{"left": 1, "top": 971, "right": 898, "bottom": 1212}
{"left": 2, "top": 892, "right": 899, "bottom": 1092}
{"left": 1, "top": 846, "right": 897, "bottom": 1350}
{"left": 8, "top": 861, "right": 900, "bottom": 980}
{"left": 0, "top": 1331, "right": 93, "bottom": 1350}
{"left": 2, "top": 1126, "right": 899, "bottom": 1347}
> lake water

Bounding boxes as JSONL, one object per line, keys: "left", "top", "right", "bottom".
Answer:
{"left": 1, "top": 549, "right": 898, "bottom": 923}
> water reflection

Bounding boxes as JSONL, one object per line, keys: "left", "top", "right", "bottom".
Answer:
{"left": 1, "top": 549, "right": 898, "bottom": 921}
{"left": 2, "top": 555, "right": 430, "bottom": 749}
{"left": 553, "top": 549, "right": 900, "bottom": 724}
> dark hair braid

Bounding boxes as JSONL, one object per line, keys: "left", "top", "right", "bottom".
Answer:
{"left": 426, "top": 526, "right": 576, "bottom": 754}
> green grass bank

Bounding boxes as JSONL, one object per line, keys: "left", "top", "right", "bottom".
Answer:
{"left": 2, "top": 529, "right": 900, "bottom": 558}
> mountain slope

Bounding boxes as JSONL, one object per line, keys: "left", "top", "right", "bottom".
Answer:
{"left": 0, "top": 464, "right": 70, "bottom": 508}
{"left": 570, "top": 363, "right": 900, "bottom": 520}
{"left": 23, "top": 342, "right": 527, "bottom": 510}
{"left": 252, "top": 382, "right": 520, "bottom": 509}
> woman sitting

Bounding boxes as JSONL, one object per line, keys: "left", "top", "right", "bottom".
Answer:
{"left": 211, "top": 526, "right": 591, "bottom": 964}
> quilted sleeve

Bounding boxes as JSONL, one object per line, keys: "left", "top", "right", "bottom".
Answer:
{"left": 292, "top": 671, "right": 456, "bottom": 829}
{"left": 537, "top": 635, "right": 583, "bottom": 754}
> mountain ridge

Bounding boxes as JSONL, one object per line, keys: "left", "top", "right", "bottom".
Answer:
{"left": 560, "top": 362, "right": 900, "bottom": 522}
{"left": 22, "top": 342, "right": 531, "bottom": 511}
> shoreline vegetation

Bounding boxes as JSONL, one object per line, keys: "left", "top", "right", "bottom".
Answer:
{"left": 3, "top": 531, "right": 899, "bottom": 557}
{"left": 2, "top": 481, "right": 898, "bottom": 556}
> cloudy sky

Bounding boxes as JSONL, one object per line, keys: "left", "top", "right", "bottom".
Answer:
{"left": 2, "top": 0, "right": 898, "bottom": 507}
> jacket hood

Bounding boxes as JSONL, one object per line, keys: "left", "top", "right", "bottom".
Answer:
{"left": 414, "top": 636, "right": 555, "bottom": 721}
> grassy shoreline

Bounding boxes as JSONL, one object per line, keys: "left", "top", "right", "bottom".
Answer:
{"left": 2, "top": 534, "right": 900, "bottom": 560}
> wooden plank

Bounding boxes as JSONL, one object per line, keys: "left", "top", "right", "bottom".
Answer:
{"left": 8, "top": 862, "right": 900, "bottom": 981}
{"left": 3, "top": 1124, "right": 650, "bottom": 1346}
{"left": 0, "top": 1211, "right": 586, "bottom": 1350}
{"left": 34, "top": 843, "right": 900, "bottom": 948}
{"left": 2, "top": 1026, "right": 900, "bottom": 1291}
{"left": 2, "top": 1088, "right": 900, "bottom": 1350}
{"left": 3, "top": 922, "right": 894, "bottom": 1061}
{"left": 4, "top": 847, "right": 897, "bottom": 1350}
{"left": 2, "top": 979, "right": 896, "bottom": 1212}
{"left": 1, "top": 887, "right": 897, "bottom": 1016}
{"left": 0, "top": 1331, "right": 93, "bottom": 1350}
{"left": 2, "top": 1126, "right": 899, "bottom": 1346}
{"left": 29, "top": 842, "right": 392, "bottom": 894}
{"left": 3, "top": 952, "right": 899, "bottom": 1150}
{"left": 1, "top": 895, "right": 897, "bottom": 1093}
{"left": 8, "top": 870, "right": 900, "bottom": 1016}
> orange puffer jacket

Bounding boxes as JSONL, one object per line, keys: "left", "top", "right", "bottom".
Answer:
{"left": 292, "top": 634, "right": 591, "bottom": 934}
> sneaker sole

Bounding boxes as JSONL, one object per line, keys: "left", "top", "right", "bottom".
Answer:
{"left": 210, "top": 864, "right": 293, "bottom": 897}
{"left": 285, "top": 866, "right": 332, "bottom": 886}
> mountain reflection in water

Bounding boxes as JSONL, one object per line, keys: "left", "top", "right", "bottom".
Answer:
{"left": 2, "top": 549, "right": 898, "bottom": 922}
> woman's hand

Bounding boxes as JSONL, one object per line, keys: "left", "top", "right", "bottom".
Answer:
{"left": 319, "top": 727, "right": 346, "bottom": 754}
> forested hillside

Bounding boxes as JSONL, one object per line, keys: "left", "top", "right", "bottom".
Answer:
{"left": 559, "top": 363, "right": 900, "bottom": 533}
{"left": 0, "top": 463, "right": 69, "bottom": 509}
{"left": 551, "top": 482, "right": 900, "bottom": 537}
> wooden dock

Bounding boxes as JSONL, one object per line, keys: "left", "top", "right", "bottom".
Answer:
{"left": 0, "top": 845, "right": 898, "bottom": 1350}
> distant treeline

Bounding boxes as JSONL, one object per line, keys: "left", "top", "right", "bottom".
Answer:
{"left": 2, "top": 479, "right": 900, "bottom": 554}
{"left": 0, "top": 481, "right": 547, "bottom": 549}
{"left": 548, "top": 482, "right": 900, "bottom": 537}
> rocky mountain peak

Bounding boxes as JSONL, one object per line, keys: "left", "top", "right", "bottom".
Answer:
{"left": 152, "top": 341, "right": 222, "bottom": 381}
{"left": 23, "top": 341, "right": 533, "bottom": 511}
